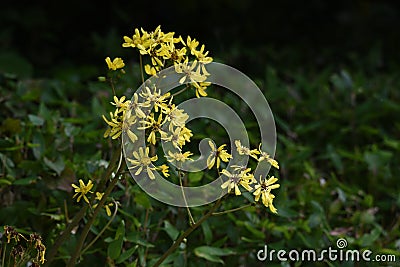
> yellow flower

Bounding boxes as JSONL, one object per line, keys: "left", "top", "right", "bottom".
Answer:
{"left": 258, "top": 144, "right": 279, "bottom": 169}
{"left": 130, "top": 93, "right": 150, "bottom": 119}
{"left": 102, "top": 110, "right": 123, "bottom": 139}
{"left": 193, "top": 82, "right": 211, "bottom": 98}
{"left": 72, "top": 179, "right": 94, "bottom": 203}
{"left": 179, "top": 126, "right": 193, "bottom": 145}
{"left": 207, "top": 141, "right": 232, "bottom": 169}
{"left": 145, "top": 64, "right": 158, "bottom": 76}
{"left": 105, "top": 57, "right": 125, "bottom": 70}
{"left": 127, "top": 147, "right": 158, "bottom": 179}
{"left": 95, "top": 192, "right": 104, "bottom": 201}
{"left": 122, "top": 28, "right": 150, "bottom": 49}
{"left": 220, "top": 166, "right": 254, "bottom": 195}
{"left": 235, "top": 140, "right": 260, "bottom": 159}
{"left": 186, "top": 36, "right": 199, "bottom": 54}
{"left": 253, "top": 176, "right": 280, "bottom": 213}
{"left": 164, "top": 104, "right": 189, "bottom": 128}
{"left": 138, "top": 113, "right": 167, "bottom": 145}
{"left": 166, "top": 150, "right": 193, "bottom": 164}
{"left": 175, "top": 59, "right": 207, "bottom": 85}
{"left": 111, "top": 96, "right": 130, "bottom": 112}
{"left": 158, "top": 42, "right": 187, "bottom": 62}
{"left": 193, "top": 44, "right": 213, "bottom": 64}
{"left": 93, "top": 192, "right": 114, "bottom": 216}
{"left": 157, "top": 164, "right": 170, "bottom": 177}
{"left": 122, "top": 109, "right": 138, "bottom": 143}
{"left": 140, "top": 86, "right": 170, "bottom": 113}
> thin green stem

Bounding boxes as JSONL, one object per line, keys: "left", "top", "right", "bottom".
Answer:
{"left": 110, "top": 77, "right": 116, "bottom": 96}
{"left": 152, "top": 197, "right": 224, "bottom": 267}
{"left": 80, "top": 200, "right": 118, "bottom": 255}
{"left": 66, "top": 160, "right": 125, "bottom": 267}
{"left": 45, "top": 146, "right": 122, "bottom": 266}
{"left": 170, "top": 84, "right": 190, "bottom": 98}
{"left": 1, "top": 242, "right": 6, "bottom": 267}
{"left": 179, "top": 172, "right": 195, "bottom": 225}
{"left": 139, "top": 55, "right": 145, "bottom": 84}
{"left": 44, "top": 206, "right": 88, "bottom": 266}
{"left": 212, "top": 203, "right": 254, "bottom": 216}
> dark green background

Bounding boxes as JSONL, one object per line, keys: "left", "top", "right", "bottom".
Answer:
{"left": 2, "top": 0, "right": 400, "bottom": 76}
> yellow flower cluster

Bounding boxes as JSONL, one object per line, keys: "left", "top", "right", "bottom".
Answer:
{"left": 216, "top": 140, "right": 280, "bottom": 213}
{"left": 102, "top": 96, "right": 132, "bottom": 139}
{"left": 117, "top": 85, "right": 194, "bottom": 179}
{"left": 98, "top": 25, "right": 281, "bottom": 213}
{"left": 123, "top": 25, "right": 213, "bottom": 98}
{"left": 71, "top": 179, "right": 114, "bottom": 216}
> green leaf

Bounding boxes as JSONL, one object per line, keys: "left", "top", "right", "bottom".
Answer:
{"left": 201, "top": 221, "right": 212, "bottom": 245}
{"left": 194, "top": 246, "right": 235, "bottom": 264}
{"left": 108, "top": 220, "right": 125, "bottom": 260}
{"left": 0, "top": 179, "right": 12, "bottom": 185}
{"left": 188, "top": 171, "right": 203, "bottom": 183}
{"left": 125, "top": 232, "right": 155, "bottom": 247}
{"left": 32, "top": 132, "right": 45, "bottom": 159}
{"left": 358, "top": 228, "right": 380, "bottom": 247}
{"left": 163, "top": 220, "right": 179, "bottom": 240}
{"left": 116, "top": 246, "right": 138, "bottom": 264}
{"left": 28, "top": 114, "right": 45, "bottom": 126}
{"left": 43, "top": 157, "right": 65, "bottom": 176}
{"left": 243, "top": 221, "right": 265, "bottom": 237}
{"left": 13, "top": 177, "right": 37, "bottom": 185}
{"left": 134, "top": 192, "right": 152, "bottom": 209}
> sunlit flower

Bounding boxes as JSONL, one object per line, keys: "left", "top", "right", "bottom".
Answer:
{"left": 158, "top": 42, "right": 187, "bottom": 62}
{"left": 166, "top": 150, "right": 193, "bottom": 164}
{"left": 140, "top": 86, "right": 170, "bottom": 113}
{"left": 145, "top": 64, "right": 158, "bottom": 76}
{"left": 235, "top": 140, "right": 260, "bottom": 159}
{"left": 122, "top": 109, "right": 138, "bottom": 143}
{"left": 220, "top": 167, "right": 254, "bottom": 195}
{"left": 122, "top": 28, "right": 150, "bottom": 50}
{"left": 175, "top": 59, "right": 207, "bottom": 85}
{"left": 253, "top": 176, "right": 280, "bottom": 213}
{"left": 186, "top": 36, "right": 199, "bottom": 55}
{"left": 157, "top": 164, "right": 170, "bottom": 177}
{"left": 258, "top": 144, "right": 279, "bottom": 169}
{"left": 93, "top": 192, "right": 114, "bottom": 216}
{"left": 138, "top": 113, "right": 167, "bottom": 145}
{"left": 105, "top": 57, "right": 125, "bottom": 70}
{"left": 193, "top": 81, "right": 211, "bottom": 98}
{"left": 130, "top": 93, "right": 149, "bottom": 119}
{"left": 179, "top": 126, "right": 193, "bottom": 145}
{"left": 207, "top": 141, "right": 232, "bottom": 169}
{"left": 111, "top": 96, "right": 130, "bottom": 112}
{"left": 103, "top": 110, "right": 123, "bottom": 139}
{"left": 72, "top": 179, "right": 94, "bottom": 203}
{"left": 193, "top": 44, "right": 213, "bottom": 64}
{"left": 164, "top": 104, "right": 189, "bottom": 128}
{"left": 127, "top": 147, "right": 158, "bottom": 179}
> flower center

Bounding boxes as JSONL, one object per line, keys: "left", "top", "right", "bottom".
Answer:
{"left": 141, "top": 156, "right": 152, "bottom": 165}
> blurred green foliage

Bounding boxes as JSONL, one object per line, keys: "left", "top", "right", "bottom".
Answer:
{"left": 1, "top": 39, "right": 399, "bottom": 266}
{"left": 1, "top": 2, "right": 400, "bottom": 264}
